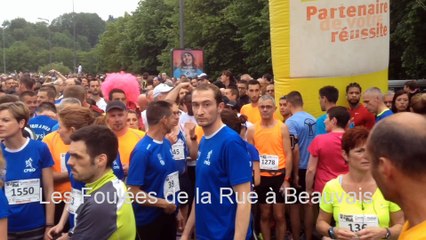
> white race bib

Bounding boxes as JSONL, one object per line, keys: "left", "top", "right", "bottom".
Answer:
{"left": 259, "top": 154, "right": 279, "bottom": 170}
{"left": 69, "top": 188, "right": 83, "bottom": 214}
{"left": 163, "top": 171, "right": 180, "bottom": 198}
{"left": 172, "top": 140, "right": 185, "bottom": 161}
{"left": 339, "top": 214, "right": 379, "bottom": 232}
{"left": 5, "top": 179, "right": 40, "bottom": 205}
{"left": 60, "top": 153, "right": 68, "bottom": 173}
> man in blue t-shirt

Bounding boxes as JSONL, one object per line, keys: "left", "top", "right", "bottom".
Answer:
{"left": 182, "top": 84, "right": 252, "bottom": 240}
{"left": 127, "top": 101, "right": 182, "bottom": 240}
{"left": 285, "top": 91, "right": 317, "bottom": 240}
{"left": 29, "top": 102, "right": 58, "bottom": 140}
{"left": 316, "top": 86, "right": 338, "bottom": 135}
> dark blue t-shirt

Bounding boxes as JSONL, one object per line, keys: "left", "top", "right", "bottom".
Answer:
{"left": 127, "top": 135, "right": 179, "bottom": 226}
{"left": 195, "top": 126, "right": 252, "bottom": 240}
{"left": 2, "top": 139, "right": 54, "bottom": 232}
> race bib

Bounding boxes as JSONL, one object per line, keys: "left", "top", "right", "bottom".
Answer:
{"left": 5, "top": 179, "right": 40, "bottom": 205}
{"left": 172, "top": 140, "right": 185, "bottom": 160}
{"left": 163, "top": 171, "right": 180, "bottom": 198}
{"left": 339, "top": 214, "right": 379, "bottom": 232}
{"left": 259, "top": 154, "right": 279, "bottom": 170}
{"left": 69, "top": 188, "right": 83, "bottom": 215}
{"left": 60, "top": 153, "right": 68, "bottom": 173}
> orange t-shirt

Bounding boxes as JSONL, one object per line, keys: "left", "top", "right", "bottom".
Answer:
{"left": 253, "top": 120, "right": 287, "bottom": 177}
{"left": 240, "top": 103, "right": 279, "bottom": 124}
{"left": 118, "top": 128, "right": 145, "bottom": 165}
{"left": 399, "top": 220, "right": 426, "bottom": 240}
{"left": 43, "top": 131, "right": 70, "bottom": 197}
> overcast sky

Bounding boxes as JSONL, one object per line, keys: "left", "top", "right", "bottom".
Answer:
{"left": 1, "top": 0, "right": 140, "bottom": 24}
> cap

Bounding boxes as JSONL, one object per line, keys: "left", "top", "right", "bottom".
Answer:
{"left": 153, "top": 83, "right": 173, "bottom": 98}
{"left": 197, "top": 73, "right": 208, "bottom": 80}
{"left": 106, "top": 100, "right": 126, "bottom": 112}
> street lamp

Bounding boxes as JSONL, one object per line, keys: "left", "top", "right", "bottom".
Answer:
{"left": 2, "top": 26, "right": 6, "bottom": 74}
{"left": 38, "top": 18, "right": 51, "bottom": 68}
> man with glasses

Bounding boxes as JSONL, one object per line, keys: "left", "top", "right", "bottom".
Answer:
{"left": 247, "top": 95, "right": 293, "bottom": 240}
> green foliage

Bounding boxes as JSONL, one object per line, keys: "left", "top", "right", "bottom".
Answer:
{"left": 39, "top": 62, "right": 71, "bottom": 74}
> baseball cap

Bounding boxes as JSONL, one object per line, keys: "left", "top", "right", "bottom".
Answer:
{"left": 197, "top": 73, "right": 208, "bottom": 80}
{"left": 106, "top": 100, "right": 126, "bottom": 112}
{"left": 153, "top": 83, "right": 173, "bottom": 98}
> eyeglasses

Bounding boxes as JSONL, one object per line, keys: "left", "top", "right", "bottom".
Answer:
{"left": 259, "top": 105, "right": 274, "bottom": 110}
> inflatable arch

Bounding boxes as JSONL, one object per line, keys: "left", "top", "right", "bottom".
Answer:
{"left": 270, "top": 0, "right": 390, "bottom": 117}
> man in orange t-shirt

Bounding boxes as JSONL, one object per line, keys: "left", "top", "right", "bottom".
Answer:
{"left": 105, "top": 101, "right": 145, "bottom": 174}
{"left": 247, "top": 95, "right": 293, "bottom": 240}
{"left": 368, "top": 113, "right": 426, "bottom": 240}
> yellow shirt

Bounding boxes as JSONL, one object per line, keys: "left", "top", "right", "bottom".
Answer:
{"left": 399, "top": 220, "right": 426, "bottom": 240}
{"left": 43, "top": 131, "right": 70, "bottom": 197}
{"left": 117, "top": 128, "right": 145, "bottom": 165}
{"left": 320, "top": 177, "right": 401, "bottom": 229}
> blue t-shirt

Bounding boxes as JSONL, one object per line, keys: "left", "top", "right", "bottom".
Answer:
{"left": 127, "top": 135, "right": 178, "bottom": 226}
{"left": 0, "top": 189, "right": 10, "bottom": 219}
{"left": 172, "top": 131, "right": 189, "bottom": 175}
{"left": 285, "top": 111, "right": 317, "bottom": 169}
{"left": 246, "top": 141, "right": 259, "bottom": 166}
{"left": 376, "top": 109, "right": 393, "bottom": 122}
{"left": 315, "top": 113, "right": 327, "bottom": 136}
{"left": 65, "top": 152, "right": 125, "bottom": 229}
{"left": 2, "top": 139, "right": 54, "bottom": 232}
{"left": 173, "top": 67, "right": 203, "bottom": 79}
{"left": 195, "top": 126, "right": 252, "bottom": 240}
{"left": 29, "top": 115, "right": 58, "bottom": 141}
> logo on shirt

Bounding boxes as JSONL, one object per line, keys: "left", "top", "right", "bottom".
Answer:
{"left": 24, "top": 158, "right": 36, "bottom": 173}
{"left": 304, "top": 118, "right": 316, "bottom": 136}
{"left": 157, "top": 154, "right": 165, "bottom": 166}
{"left": 203, "top": 150, "right": 213, "bottom": 166}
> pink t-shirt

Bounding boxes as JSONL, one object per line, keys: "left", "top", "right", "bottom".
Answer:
{"left": 308, "top": 132, "right": 348, "bottom": 193}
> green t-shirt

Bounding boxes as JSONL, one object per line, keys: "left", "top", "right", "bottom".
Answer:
{"left": 320, "top": 176, "right": 400, "bottom": 230}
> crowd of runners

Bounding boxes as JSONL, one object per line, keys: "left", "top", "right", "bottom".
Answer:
{"left": 0, "top": 70, "right": 425, "bottom": 240}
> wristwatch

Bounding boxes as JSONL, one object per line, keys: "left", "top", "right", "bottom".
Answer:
{"left": 385, "top": 228, "right": 391, "bottom": 239}
{"left": 328, "top": 227, "right": 337, "bottom": 239}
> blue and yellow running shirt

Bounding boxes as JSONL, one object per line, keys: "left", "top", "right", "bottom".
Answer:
{"left": 70, "top": 170, "right": 136, "bottom": 239}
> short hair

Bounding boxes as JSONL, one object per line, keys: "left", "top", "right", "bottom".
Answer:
{"left": 237, "top": 80, "right": 249, "bottom": 87}
{"left": 262, "top": 73, "right": 273, "bottom": 83}
{"left": 319, "top": 86, "right": 339, "bottom": 103}
{"left": 19, "top": 74, "right": 35, "bottom": 90}
{"left": 226, "top": 86, "right": 239, "bottom": 98}
{"left": 70, "top": 125, "right": 118, "bottom": 168}
{"left": 0, "top": 94, "right": 20, "bottom": 104}
{"left": 286, "top": 91, "right": 304, "bottom": 107}
{"left": 346, "top": 82, "right": 362, "bottom": 93}
{"left": 404, "top": 80, "right": 418, "bottom": 91}
{"left": 259, "top": 94, "right": 276, "bottom": 105}
{"left": 109, "top": 88, "right": 125, "bottom": 101}
{"left": 19, "top": 90, "right": 36, "bottom": 101}
{"left": 279, "top": 95, "right": 287, "bottom": 101}
{"left": 365, "top": 87, "right": 384, "bottom": 101}
{"left": 89, "top": 79, "right": 100, "bottom": 86}
{"left": 58, "top": 106, "right": 95, "bottom": 130}
{"left": 146, "top": 101, "right": 172, "bottom": 126}
{"left": 391, "top": 90, "right": 410, "bottom": 113}
{"left": 248, "top": 79, "right": 261, "bottom": 88}
{"left": 221, "top": 108, "right": 247, "bottom": 134}
{"left": 222, "top": 70, "right": 234, "bottom": 80}
{"left": 63, "top": 85, "right": 86, "bottom": 103}
{"left": 327, "top": 106, "right": 350, "bottom": 129}
{"left": 39, "top": 86, "right": 57, "bottom": 99}
{"left": 0, "top": 101, "right": 30, "bottom": 127}
{"left": 193, "top": 84, "right": 223, "bottom": 105}
{"left": 36, "top": 102, "right": 57, "bottom": 114}
{"left": 342, "top": 126, "right": 369, "bottom": 155}
{"left": 368, "top": 115, "right": 426, "bottom": 176}
{"left": 57, "top": 98, "right": 82, "bottom": 112}
{"left": 410, "top": 93, "right": 426, "bottom": 115}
